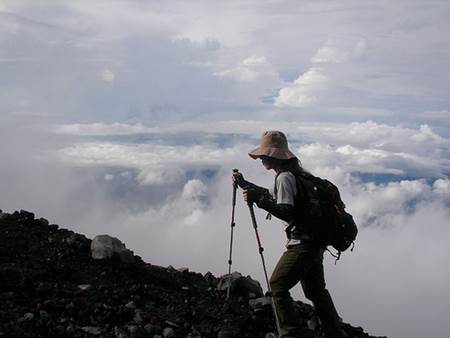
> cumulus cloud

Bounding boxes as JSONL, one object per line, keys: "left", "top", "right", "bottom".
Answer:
{"left": 274, "top": 67, "right": 328, "bottom": 107}
{"left": 311, "top": 38, "right": 367, "bottom": 64}
{"left": 433, "top": 178, "right": 450, "bottom": 200}
{"left": 274, "top": 37, "right": 368, "bottom": 108}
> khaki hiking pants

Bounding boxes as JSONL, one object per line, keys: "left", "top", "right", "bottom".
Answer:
{"left": 270, "top": 243, "right": 344, "bottom": 338}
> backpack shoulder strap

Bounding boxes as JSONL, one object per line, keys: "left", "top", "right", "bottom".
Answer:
{"left": 292, "top": 171, "right": 316, "bottom": 200}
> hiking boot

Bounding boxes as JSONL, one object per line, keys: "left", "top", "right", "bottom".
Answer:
{"left": 320, "top": 330, "right": 350, "bottom": 338}
{"left": 282, "top": 328, "right": 315, "bottom": 338}
{"left": 320, "top": 328, "right": 350, "bottom": 338}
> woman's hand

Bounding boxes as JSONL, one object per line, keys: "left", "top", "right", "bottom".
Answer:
{"left": 243, "top": 188, "right": 261, "bottom": 204}
{"left": 231, "top": 171, "right": 244, "bottom": 186}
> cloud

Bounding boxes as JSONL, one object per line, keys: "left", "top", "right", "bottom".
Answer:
{"left": 2, "top": 118, "right": 450, "bottom": 338}
{"left": 433, "top": 178, "right": 450, "bottom": 199}
{"left": 274, "top": 67, "right": 328, "bottom": 107}
{"left": 214, "top": 56, "right": 279, "bottom": 85}
{"left": 182, "top": 179, "right": 207, "bottom": 201}
{"left": 242, "top": 56, "right": 267, "bottom": 67}
{"left": 348, "top": 179, "right": 435, "bottom": 226}
{"left": 52, "top": 122, "right": 160, "bottom": 136}
{"left": 2, "top": 0, "right": 450, "bottom": 124}
{"left": 136, "top": 165, "right": 185, "bottom": 186}
{"left": 330, "top": 198, "right": 450, "bottom": 338}
{"left": 99, "top": 69, "right": 115, "bottom": 83}
{"left": 0, "top": 4, "right": 247, "bottom": 122}
{"left": 2, "top": 1, "right": 450, "bottom": 337}
{"left": 311, "top": 38, "right": 367, "bottom": 64}
{"left": 104, "top": 173, "right": 114, "bottom": 181}
{"left": 51, "top": 120, "right": 450, "bottom": 182}
{"left": 214, "top": 66, "right": 260, "bottom": 82}
{"left": 299, "top": 142, "right": 447, "bottom": 179}
{"left": 53, "top": 139, "right": 246, "bottom": 189}
{"left": 45, "top": 120, "right": 450, "bottom": 234}
{"left": 274, "top": 37, "right": 367, "bottom": 109}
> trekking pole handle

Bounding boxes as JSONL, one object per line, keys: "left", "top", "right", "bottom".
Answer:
{"left": 232, "top": 168, "right": 246, "bottom": 189}
{"left": 232, "top": 169, "right": 239, "bottom": 206}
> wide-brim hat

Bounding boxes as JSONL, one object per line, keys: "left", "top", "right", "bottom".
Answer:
{"left": 248, "top": 130, "right": 297, "bottom": 160}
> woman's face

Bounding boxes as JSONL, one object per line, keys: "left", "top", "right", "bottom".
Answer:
{"left": 260, "top": 156, "right": 276, "bottom": 170}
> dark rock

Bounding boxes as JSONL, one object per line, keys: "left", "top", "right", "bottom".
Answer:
{"left": 39, "top": 310, "right": 49, "bottom": 321}
{"left": 307, "top": 316, "right": 319, "bottom": 331}
{"left": 144, "top": 323, "right": 159, "bottom": 334}
{"left": 36, "top": 218, "right": 49, "bottom": 226}
{"left": 0, "top": 291, "right": 15, "bottom": 300}
{"left": 165, "top": 320, "right": 180, "bottom": 328}
{"left": 77, "top": 284, "right": 92, "bottom": 291}
{"left": 23, "top": 312, "right": 34, "bottom": 321}
{"left": 66, "top": 324, "right": 75, "bottom": 334}
{"left": 204, "top": 271, "right": 217, "bottom": 286}
{"left": 0, "top": 267, "right": 24, "bottom": 291}
{"left": 162, "top": 327, "right": 176, "bottom": 337}
{"left": 81, "top": 326, "right": 103, "bottom": 335}
{"left": 217, "top": 329, "right": 238, "bottom": 338}
{"left": 48, "top": 224, "right": 59, "bottom": 231}
{"left": 19, "top": 209, "right": 34, "bottom": 221}
{"left": 55, "top": 325, "right": 65, "bottom": 335}
{"left": 265, "top": 333, "right": 277, "bottom": 338}
{"left": 128, "top": 324, "right": 142, "bottom": 335}
{"left": 133, "top": 310, "right": 144, "bottom": 324}
{"left": 0, "top": 212, "right": 7, "bottom": 220}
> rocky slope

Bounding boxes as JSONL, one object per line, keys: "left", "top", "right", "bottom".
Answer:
{"left": 0, "top": 209, "right": 386, "bottom": 338}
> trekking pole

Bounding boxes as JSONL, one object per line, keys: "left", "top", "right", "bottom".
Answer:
{"left": 226, "top": 169, "right": 239, "bottom": 299}
{"left": 247, "top": 202, "right": 282, "bottom": 337}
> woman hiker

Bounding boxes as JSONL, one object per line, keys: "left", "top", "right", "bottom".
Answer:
{"left": 232, "top": 130, "right": 348, "bottom": 338}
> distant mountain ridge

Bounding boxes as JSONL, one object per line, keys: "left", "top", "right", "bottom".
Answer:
{"left": 0, "top": 209, "right": 386, "bottom": 338}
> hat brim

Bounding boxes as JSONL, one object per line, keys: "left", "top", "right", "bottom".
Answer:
{"left": 248, "top": 146, "right": 297, "bottom": 160}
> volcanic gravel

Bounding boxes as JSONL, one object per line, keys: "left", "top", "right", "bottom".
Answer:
{"left": 0, "top": 209, "right": 386, "bottom": 338}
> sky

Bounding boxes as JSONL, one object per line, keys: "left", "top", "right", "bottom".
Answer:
{"left": 0, "top": 1, "right": 449, "bottom": 337}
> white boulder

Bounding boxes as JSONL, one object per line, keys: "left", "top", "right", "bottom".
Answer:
{"left": 90, "top": 235, "right": 135, "bottom": 263}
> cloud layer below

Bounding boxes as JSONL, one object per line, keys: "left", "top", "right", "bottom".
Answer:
{"left": 1, "top": 119, "right": 450, "bottom": 338}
